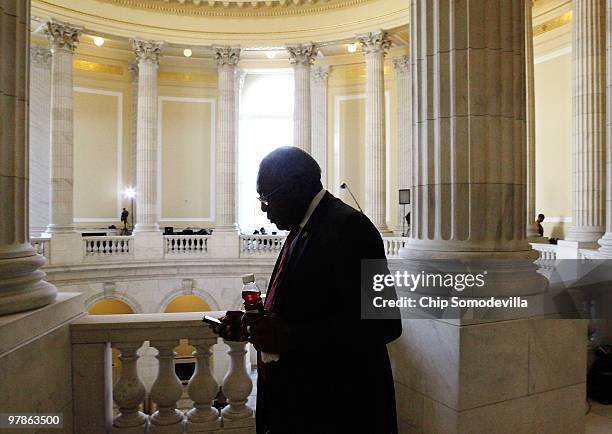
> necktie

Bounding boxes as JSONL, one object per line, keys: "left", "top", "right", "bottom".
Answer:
{"left": 264, "top": 229, "right": 298, "bottom": 312}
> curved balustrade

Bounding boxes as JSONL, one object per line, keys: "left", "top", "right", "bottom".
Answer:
{"left": 239, "top": 235, "right": 286, "bottom": 258}
{"left": 164, "top": 235, "right": 210, "bottom": 256}
{"left": 382, "top": 237, "right": 408, "bottom": 258}
{"left": 31, "top": 237, "right": 50, "bottom": 260}
{"left": 84, "top": 236, "right": 133, "bottom": 258}
{"left": 71, "top": 311, "right": 255, "bottom": 433}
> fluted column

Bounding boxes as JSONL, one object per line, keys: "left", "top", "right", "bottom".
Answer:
{"left": 358, "top": 31, "right": 391, "bottom": 234}
{"left": 131, "top": 39, "right": 163, "bottom": 233}
{"left": 0, "top": 0, "right": 57, "bottom": 315}
{"left": 405, "top": 1, "right": 528, "bottom": 253}
{"left": 45, "top": 20, "right": 82, "bottom": 234}
{"left": 29, "top": 46, "right": 52, "bottom": 235}
{"left": 214, "top": 46, "right": 241, "bottom": 232}
{"left": 600, "top": 0, "right": 612, "bottom": 255}
{"left": 128, "top": 60, "right": 138, "bottom": 189}
{"left": 287, "top": 43, "right": 317, "bottom": 153}
{"left": 566, "top": 0, "right": 606, "bottom": 245}
{"left": 311, "top": 65, "right": 329, "bottom": 185}
{"left": 393, "top": 56, "right": 411, "bottom": 236}
{"left": 525, "top": 0, "right": 541, "bottom": 239}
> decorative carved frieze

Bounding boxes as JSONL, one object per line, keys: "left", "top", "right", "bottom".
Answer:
{"left": 131, "top": 39, "right": 164, "bottom": 65}
{"left": 357, "top": 30, "right": 392, "bottom": 55}
{"left": 44, "top": 20, "right": 82, "bottom": 52}
{"left": 213, "top": 46, "right": 241, "bottom": 67}
{"left": 287, "top": 43, "right": 318, "bottom": 66}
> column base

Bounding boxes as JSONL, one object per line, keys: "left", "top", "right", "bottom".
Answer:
{"left": 565, "top": 225, "right": 605, "bottom": 248}
{"left": 45, "top": 223, "right": 76, "bottom": 234}
{"left": 0, "top": 252, "right": 57, "bottom": 315}
{"left": 133, "top": 223, "right": 160, "bottom": 233}
{"left": 597, "top": 232, "right": 612, "bottom": 257}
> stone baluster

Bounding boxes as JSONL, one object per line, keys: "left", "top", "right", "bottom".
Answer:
{"left": 131, "top": 39, "right": 163, "bottom": 233}
{"left": 44, "top": 20, "right": 82, "bottom": 234}
{"left": 599, "top": 0, "right": 612, "bottom": 256}
{"left": 287, "top": 43, "right": 318, "bottom": 153}
{"left": 185, "top": 338, "right": 221, "bottom": 431}
{"left": 213, "top": 46, "right": 241, "bottom": 232}
{"left": 0, "top": 0, "right": 58, "bottom": 315}
{"left": 221, "top": 340, "right": 254, "bottom": 428}
{"left": 392, "top": 55, "right": 411, "bottom": 236}
{"left": 112, "top": 342, "right": 147, "bottom": 432}
{"left": 149, "top": 340, "right": 184, "bottom": 432}
{"left": 311, "top": 65, "right": 329, "bottom": 185}
{"left": 566, "top": 0, "right": 606, "bottom": 245}
{"left": 358, "top": 31, "right": 392, "bottom": 235}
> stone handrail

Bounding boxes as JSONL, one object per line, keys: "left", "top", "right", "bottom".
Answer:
{"left": 84, "top": 236, "right": 133, "bottom": 259}
{"left": 71, "top": 311, "right": 255, "bottom": 433}
{"left": 239, "top": 235, "right": 286, "bottom": 258}
{"left": 164, "top": 234, "right": 210, "bottom": 256}
{"left": 383, "top": 236, "right": 408, "bottom": 258}
{"left": 530, "top": 242, "right": 558, "bottom": 263}
{"left": 31, "top": 236, "right": 50, "bottom": 260}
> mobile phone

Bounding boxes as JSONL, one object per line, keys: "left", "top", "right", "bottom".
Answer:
{"left": 202, "top": 315, "right": 222, "bottom": 326}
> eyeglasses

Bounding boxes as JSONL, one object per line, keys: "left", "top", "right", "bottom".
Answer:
{"left": 257, "top": 184, "right": 284, "bottom": 207}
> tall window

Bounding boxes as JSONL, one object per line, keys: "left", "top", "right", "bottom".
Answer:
{"left": 238, "top": 72, "right": 294, "bottom": 233}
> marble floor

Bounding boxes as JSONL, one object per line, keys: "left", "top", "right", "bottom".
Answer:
{"left": 586, "top": 401, "right": 612, "bottom": 434}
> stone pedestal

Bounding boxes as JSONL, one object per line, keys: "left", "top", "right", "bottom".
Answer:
{"left": 208, "top": 232, "right": 240, "bottom": 259}
{"left": 566, "top": 0, "right": 606, "bottom": 246}
{"left": 358, "top": 31, "right": 391, "bottom": 235}
{"left": 133, "top": 232, "right": 164, "bottom": 260}
{"left": 131, "top": 39, "right": 163, "bottom": 233}
{"left": 47, "top": 232, "right": 83, "bottom": 265}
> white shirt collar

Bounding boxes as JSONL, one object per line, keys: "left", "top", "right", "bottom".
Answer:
{"left": 299, "top": 189, "right": 326, "bottom": 229}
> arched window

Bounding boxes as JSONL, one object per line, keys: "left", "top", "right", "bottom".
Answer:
{"left": 238, "top": 71, "right": 294, "bottom": 233}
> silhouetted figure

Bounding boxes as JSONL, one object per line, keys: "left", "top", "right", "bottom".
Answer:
{"left": 536, "top": 213, "right": 545, "bottom": 237}
{"left": 120, "top": 208, "right": 129, "bottom": 234}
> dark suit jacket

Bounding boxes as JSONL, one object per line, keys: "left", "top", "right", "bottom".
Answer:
{"left": 256, "top": 191, "right": 402, "bottom": 434}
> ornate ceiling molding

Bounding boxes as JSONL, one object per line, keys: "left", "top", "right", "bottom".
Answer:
{"left": 95, "top": 0, "right": 375, "bottom": 17}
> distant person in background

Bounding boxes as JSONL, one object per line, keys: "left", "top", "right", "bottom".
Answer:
{"left": 260, "top": 227, "right": 267, "bottom": 235}
{"left": 120, "top": 208, "right": 129, "bottom": 233}
{"left": 536, "top": 213, "right": 545, "bottom": 237}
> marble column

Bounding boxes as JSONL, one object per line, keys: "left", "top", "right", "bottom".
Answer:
{"left": 29, "top": 46, "right": 52, "bottom": 235}
{"left": 214, "top": 46, "right": 241, "bottom": 232}
{"left": 131, "top": 39, "right": 163, "bottom": 233}
{"left": 235, "top": 69, "right": 246, "bottom": 159}
{"left": 0, "top": 0, "right": 57, "bottom": 315}
{"left": 392, "top": 56, "right": 411, "bottom": 236}
{"left": 358, "top": 31, "right": 391, "bottom": 234}
{"left": 128, "top": 60, "right": 138, "bottom": 190}
{"left": 311, "top": 65, "right": 329, "bottom": 186}
{"left": 45, "top": 20, "right": 82, "bottom": 234}
{"left": 566, "top": 0, "right": 606, "bottom": 245}
{"left": 525, "top": 0, "right": 541, "bottom": 239}
{"left": 600, "top": 0, "right": 612, "bottom": 255}
{"left": 287, "top": 43, "right": 317, "bottom": 153}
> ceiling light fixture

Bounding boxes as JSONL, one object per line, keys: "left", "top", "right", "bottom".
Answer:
{"left": 183, "top": 48, "right": 193, "bottom": 58}
{"left": 266, "top": 51, "right": 276, "bottom": 59}
{"left": 93, "top": 36, "right": 105, "bottom": 47}
{"left": 347, "top": 43, "right": 357, "bottom": 53}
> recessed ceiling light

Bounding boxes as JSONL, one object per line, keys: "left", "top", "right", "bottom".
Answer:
{"left": 266, "top": 51, "right": 276, "bottom": 59}
{"left": 183, "top": 48, "right": 193, "bottom": 58}
{"left": 93, "top": 36, "right": 105, "bottom": 47}
{"left": 347, "top": 43, "right": 357, "bottom": 53}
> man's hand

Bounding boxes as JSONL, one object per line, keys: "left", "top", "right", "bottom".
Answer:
{"left": 249, "top": 315, "right": 293, "bottom": 353}
{"left": 209, "top": 311, "right": 248, "bottom": 341}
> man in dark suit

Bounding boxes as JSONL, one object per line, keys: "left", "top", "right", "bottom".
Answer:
{"left": 247, "top": 146, "right": 402, "bottom": 434}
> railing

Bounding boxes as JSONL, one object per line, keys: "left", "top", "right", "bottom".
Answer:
{"left": 71, "top": 312, "right": 255, "bottom": 433}
{"left": 239, "top": 235, "right": 286, "bottom": 258}
{"left": 164, "top": 235, "right": 210, "bottom": 256}
{"left": 31, "top": 237, "right": 50, "bottom": 260}
{"left": 84, "top": 236, "right": 133, "bottom": 258}
{"left": 383, "top": 237, "right": 408, "bottom": 258}
{"left": 530, "top": 243, "right": 558, "bottom": 263}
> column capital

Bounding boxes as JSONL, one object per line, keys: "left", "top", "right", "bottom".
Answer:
{"left": 287, "top": 43, "right": 318, "bottom": 66}
{"left": 131, "top": 39, "right": 164, "bottom": 65}
{"left": 44, "top": 20, "right": 82, "bottom": 53}
{"left": 357, "top": 30, "right": 392, "bottom": 55}
{"left": 235, "top": 69, "right": 247, "bottom": 91}
{"left": 213, "top": 46, "right": 241, "bottom": 67}
{"left": 312, "top": 65, "right": 330, "bottom": 84}
{"left": 392, "top": 55, "right": 410, "bottom": 74}
{"left": 30, "top": 45, "right": 52, "bottom": 68}
{"left": 128, "top": 60, "right": 139, "bottom": 81}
